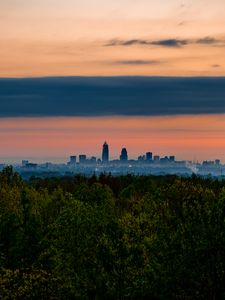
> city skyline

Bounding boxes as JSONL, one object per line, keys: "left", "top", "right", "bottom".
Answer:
{"left": 0, "top": 137, "right": 224, "bottom": 165}
{"left": 0, "top": 113, "right": 225, "bottom": 164}
{"left": 3, "top": 140, "right": 223, "bottom": 179}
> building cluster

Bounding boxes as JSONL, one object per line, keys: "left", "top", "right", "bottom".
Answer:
{"left": 7, "top": 141, "right": 222, "bottom": 178}
{"left": 67, "top": 142, "right": 176, "bottom": 165}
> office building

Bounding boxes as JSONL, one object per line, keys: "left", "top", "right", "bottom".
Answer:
{"left": 120, "top": 148, "right": 128, "bottom": 161}
{"left": 154, "top": 155, "right": 160, "bottom": 161}
{"left": 79, "top": 155, "right": 87, "bottom": 164}
{"left": 22, "top": 160, "right": 29, "bottom": 167}
{"left": 138, "top": 155, "right": 145, "bottom": 161}
{"left": 102, "top": 142, "right": 109, "bottom": 163}
{"left": 146, "top": 152, "right": 153, "bottom": 161}
{"left": 215, "top": 159, "right": 220, "bottom": 165}
{"left": 69, "top": 156, "right": 77, "bottom": 165}
{"left": 90, "top": 156, "right": 97, "bottom": 163}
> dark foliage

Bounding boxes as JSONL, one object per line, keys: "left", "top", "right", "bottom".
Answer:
{"left": 1, "top": 167, "right": 225, "bottom": 299}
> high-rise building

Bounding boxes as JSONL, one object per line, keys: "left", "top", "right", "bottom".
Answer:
{"left": 169, "top": 156, "right": 175, "bottom": 162}
{"left": 90, "top": 156, "right": 97, "bottom": 163}
{"left": 70, "top": 156, "right": 77, "bottom": 165}
{"left": 22, "top": 160, "right": 29, "bottom": 167}
{"left": 120, "top": 148, "right": 128, "bottom": 161}
{"left": 153, "top": 155, "right": 160, "bottom": 161}
{"left": 146, "top": 152, "right": 153, "bottom": 161}
{"left": 215, "top": 159, "right": 220, "bottom": 165}
{"left": 79, "top": 155, "right": 87, "bottom": 164}
{"left": 102, "top": 142, "right": 109, "bottom": 163}
{"left": 138, "top": 155, "right": 145, "bottom": 161}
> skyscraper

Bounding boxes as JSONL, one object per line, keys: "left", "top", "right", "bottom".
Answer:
{"left": 102, "top": 142, "right": 109, "bottom": 163}
{"left": 70, "top": 156, "right": 77, "bottom": 164}
{"left": 120, "top": 148, "right": 128, "bottom": 161}
{"left": 169, "top": 156, "right": 175, "bottom": 162}
{"left": 146, "top": 152, "right": 153, "bottom": 161}
{"left": 79, "top": 155, "right": 87, "bottom": 164}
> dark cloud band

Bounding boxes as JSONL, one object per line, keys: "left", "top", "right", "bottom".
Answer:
{"left": 0, "top": 77, "right": 225, "bottom": 117}
{"left": 106, "top": 37, "right": 223, "bottom": 48}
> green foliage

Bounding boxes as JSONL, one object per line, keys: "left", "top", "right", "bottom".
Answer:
{"left": 1, "top": 168, "right": 225, "bottom": 299}
{"left": 0, "top": 268, "right": 56, "bottom": 300}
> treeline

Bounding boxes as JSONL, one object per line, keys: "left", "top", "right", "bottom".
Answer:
{"left": 1, "top": 166, "right": 225, "bottom": 299}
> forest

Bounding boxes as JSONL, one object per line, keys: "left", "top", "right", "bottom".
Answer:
{"left": 0, "top": 166, "right": 225, "bottom": 299}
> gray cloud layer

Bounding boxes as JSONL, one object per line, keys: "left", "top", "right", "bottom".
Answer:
{"left": 113, "top": 60, "right": 160, "bottom": 65}
{"left": 106, "top": 37, "right": 223, "bottom": 48}
{"left": 0, "top": 77, "right": 225, "bottom": 117}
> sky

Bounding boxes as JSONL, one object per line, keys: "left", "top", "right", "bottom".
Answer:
{"left": 1, "top": 0, "right": 225, "bottom": 77}
{"left": 0, "top": 0, "right": 225, "bottom": 163}
{"left": 1, "top": 115, "right": 225, "bottom": 164}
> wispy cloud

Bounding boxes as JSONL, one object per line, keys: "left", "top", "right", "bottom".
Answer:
{"left": 113, "top": 60, "right": 161, "bottom": 65}
{"left": 106, "top": 39, "right": 149, "bottom": 46}
{"left": 196, "top": 37, "right": 219, "bottom": 45}
{"left": 211, "top": 64, "right": 222, "bottom": 68}
{"left": 0, "top": 77, "right": 225, "bottom": 117}
{"left": 105, "top": 37, "right": 224, "bottom": 48}
{"left": 177, "top": 21, "right": 186, "bottom": 26}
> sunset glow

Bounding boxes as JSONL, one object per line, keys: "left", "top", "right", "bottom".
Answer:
{"left": 0, "top": 115, "right": 225, "bottom": 163}
{"left": 1, "top": 0, "right": 225, "bottom": 77}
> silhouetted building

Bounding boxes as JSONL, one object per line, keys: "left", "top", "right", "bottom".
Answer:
{"left": 69, "top": 156, "right": 77, "bottom": 165}
{"left": 25, "top": 163, "right": 37, "bottom": 169}
{"left": 120, "top": 148, "right": 128, "bottom": 161}
{"left": 22, "top": 160, "right": 29, "bottom": 167}
{"left": 160, "top": 156, "right": 169, "bottom": 163}
{"left": 90, "top": 156, "right": 97, "bottom": 163}
{"left": 146, "top": 152, "right": 153, "bottom": 161}
{"left": 203, "top": 160, "right": 214, "bottom": 166}
{"left": 153, "top": 155, "right": 160, "bottom": 161}
{"left": 79, "top": 155, "right": 87, "bottom": 164}
{"left": 45, "top": 162, "right": 52, "bottom": 169}
{"left": 215, "top": 159, "right": 220, "bottom": 165}
{"left": 169, "top": 156, "right": 175, "bottom": 162}
{"left": 138, "top": 155, "right": 145, "bottom": 161}
{"left": 102, "top": 142, "right": 109, "bottom": 163}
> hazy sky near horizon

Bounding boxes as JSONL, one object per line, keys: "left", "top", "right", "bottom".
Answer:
{"left": 1, "top": 0, "right": 225, "bottom": 76}
{"left": 1, "top": 115, "right": 225, "bottom": 163}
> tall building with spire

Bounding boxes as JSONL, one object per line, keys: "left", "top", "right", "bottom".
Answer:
{"left": 120, "top": 148, "right": 128, "bottom": 161}
{"left": 102, "top": 141, "right": 109, "bottom": 163}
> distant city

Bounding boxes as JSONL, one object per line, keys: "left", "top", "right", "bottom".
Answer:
{"left": 0, "top": 142, "right": 224, "bottom": 179}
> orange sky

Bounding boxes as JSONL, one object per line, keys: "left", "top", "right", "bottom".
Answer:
{"left": 0, "top": 115, "right": 225, "bottom": 163}
{"left": 1, "top": 0, "right": 225, "bottom": 77}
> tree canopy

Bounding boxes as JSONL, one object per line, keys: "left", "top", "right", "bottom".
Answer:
{"left": 0, "top": 167, "right": 225, "bottom": 299}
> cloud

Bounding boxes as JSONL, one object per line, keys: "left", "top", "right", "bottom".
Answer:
{"left": 177, "top": 21, "right": 186, "bottom": 26}
{"left": 106, "top": 38, "right": 186, "bottom": 47}
{"left": 113, "top": 60, "right": 161, "bottom": 65}
{"left": 106, "top": 39, "right": 149, "bottom": 46}
{"left": 105, "top": 37, "right": 224, "bottom": 48}
{"left": 151, "top": 39, "right": 187, "bottom": 47}
{"left": 0, "top": 77, "right": 225, "bottom": 117}
{"left": 196, "top": 37, "right": 218, "bottom": 44}
{"left": 211, "top": 64, "right": 222, "bottom": 68}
